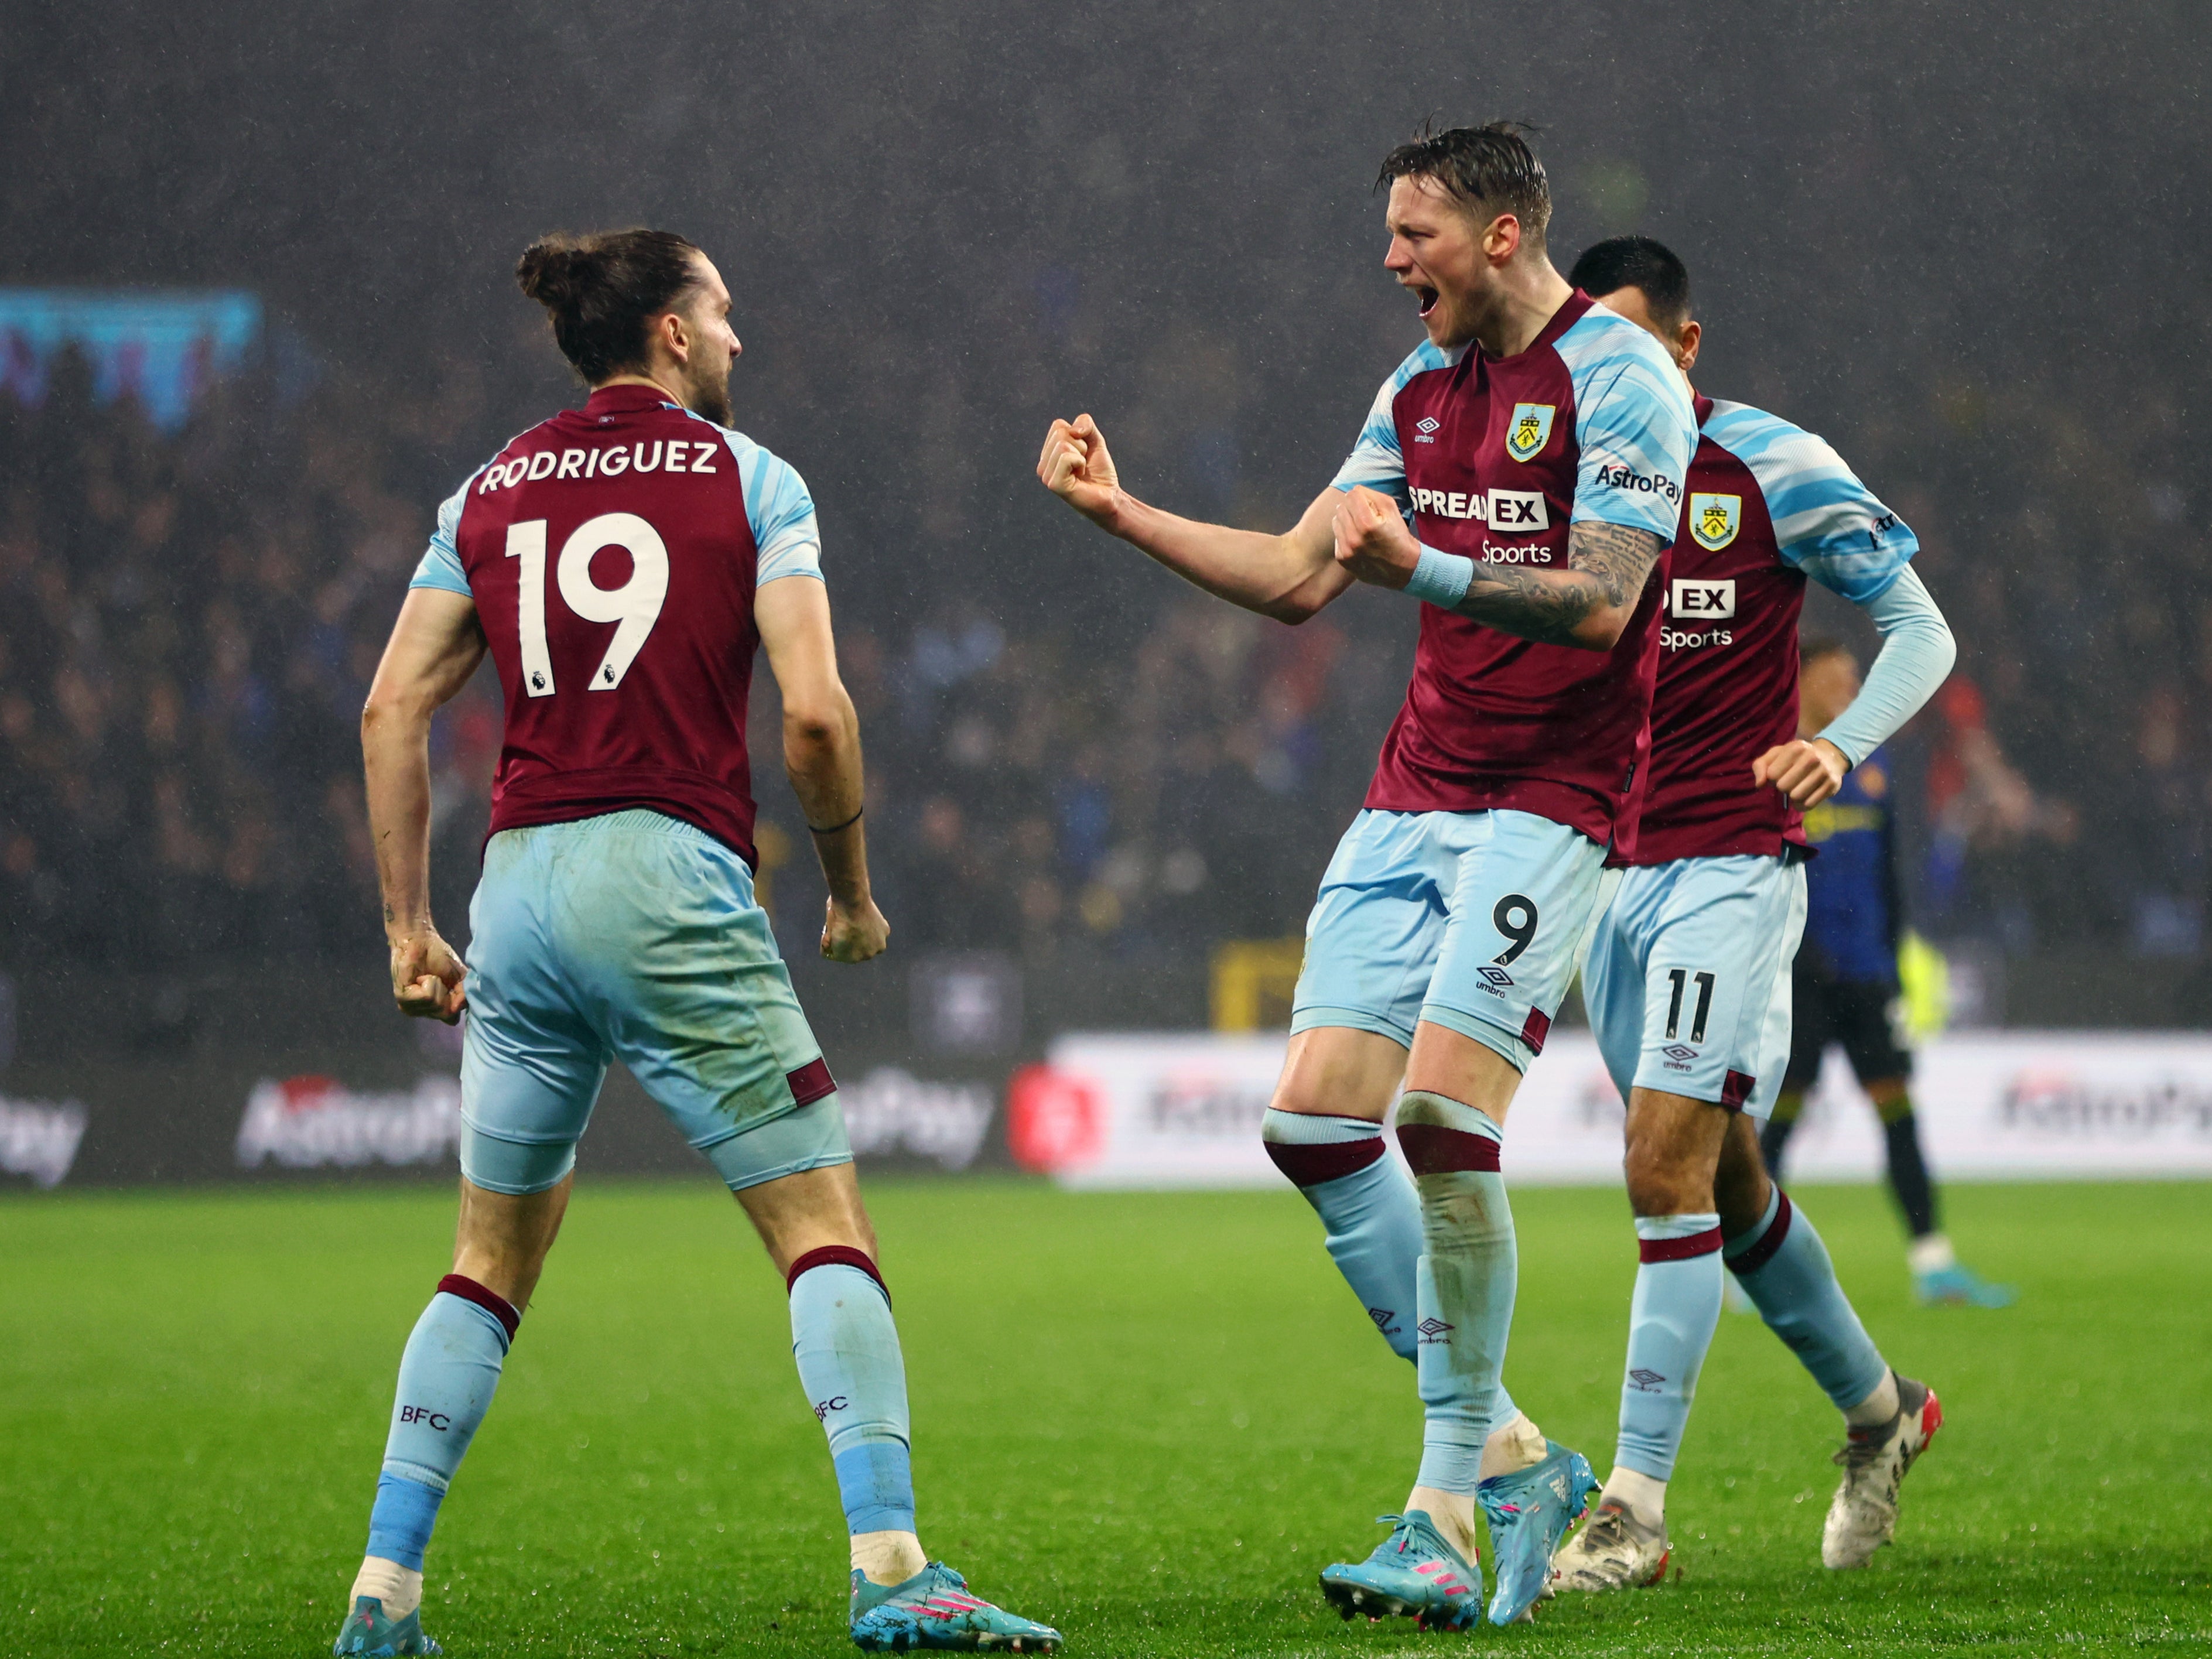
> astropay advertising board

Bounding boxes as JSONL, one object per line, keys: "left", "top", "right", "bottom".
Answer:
{"left": 1006, "top": 1031, "right": 2212, "bottom": 1189}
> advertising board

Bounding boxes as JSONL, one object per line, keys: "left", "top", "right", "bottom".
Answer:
{"left": 1006, "top": 1031, "right": 2212, "bottom": 1188}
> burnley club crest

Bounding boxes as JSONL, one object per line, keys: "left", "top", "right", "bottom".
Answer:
{"left": 1690, "top": 492, "right": 1741, "bottom": 550}
{"left": 1505, "top": 402, "right": 1555, "bottom": 462}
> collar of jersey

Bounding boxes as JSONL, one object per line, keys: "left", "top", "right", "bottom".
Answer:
{"left": 583, "top": 383, "right": 683, "bottom": 417}
{"left": 1483, "top": 286, "right": 1593, "bottom": 362}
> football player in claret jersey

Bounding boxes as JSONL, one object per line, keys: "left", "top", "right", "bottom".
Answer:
{"left": 333, "top": 230, "right": 1059, "bottom": 1657}
{"left": 1040, "top": 125, "right": 1695, "bottom": 1627}
{"left": 1550, "top": 237, "right": 1957, "bottom": 1593}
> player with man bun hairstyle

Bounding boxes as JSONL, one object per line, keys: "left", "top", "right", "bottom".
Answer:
{"left": 329, "top": 229, "right": 1060, "bottom": 1656}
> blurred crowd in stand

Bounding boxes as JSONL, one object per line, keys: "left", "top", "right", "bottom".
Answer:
{"left": 0, "top": 347, "right": 2201, "bottom": 979}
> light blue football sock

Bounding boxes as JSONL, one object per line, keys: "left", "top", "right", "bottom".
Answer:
{"left": 1394, "top": 1092, "right": 1514, "bottom": 1496}
{"left": 1261, "top": 1109, "right": 1424, "bottom": 1360}
{"left": 789, "top": 1251, "right": 915, "bottom": 1535}
{"left": 1615, "top": 1215, "right": 1724, "bottom": 1482}
{"left": 1725, "top": 1186, "right": 1889, "bottom": 1412}
{"left": 367, "top": 1276, "right": 518, "bottom": 1571}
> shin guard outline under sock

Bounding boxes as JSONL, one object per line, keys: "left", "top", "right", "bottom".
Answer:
{"left": 788, "top": 1248, "right": 917, "bottom": 1538}
{"left": 366, "top": 1274, "right": 518, "bottom": 1571}
{"left": 1396, "top": 1092, "right": 1514, "bottom": 1497}
{"left": 1613, "top": 1215, "right": 1723, "bottom": 1482}
{"left": 1261, "top": 1109, "right": 1422, "bottom": 1359}
{"left": 1725, "top": 1186, "right": 1889, "bottom": 1412}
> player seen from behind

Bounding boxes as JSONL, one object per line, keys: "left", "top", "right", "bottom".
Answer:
{"left": 1039, "top": 124, "right": 1695, "bottom": 1627}
{"left": 1768, "top": 639, "right": 2015, "bottom": 1306}
{"left": 334, "top": 228, "right": 1059, "bottom": 1657}
{"left": 1552, "top": 236, "right": 1955, "bottom": 1594}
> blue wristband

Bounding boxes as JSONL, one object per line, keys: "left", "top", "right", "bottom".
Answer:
{"left": 1403, "top": 542, "right": 1475, "bottom": 610}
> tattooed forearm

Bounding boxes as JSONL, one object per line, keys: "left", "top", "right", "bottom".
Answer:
{"left": 1455, "top": 562, "right": 1605, "bottom": 645}
{"left": 1567, "top": 521, "right": 1664, "bottom": 610}
{"left": 1451, "top": 522, "right": 1664, "bottom": 649}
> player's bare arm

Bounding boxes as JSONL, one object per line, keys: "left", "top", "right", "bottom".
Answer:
{"left": 1037, "top": 413, "right": 1352, "bottom": 624}
{"left": 1332, "top": 484, "right": 1663, "bottom": 650}
{"left": 361, "top": 586, "right": 488, "bottom": 1022}
{"left": 755, "top": 576, "right": 890, "bottom": 964}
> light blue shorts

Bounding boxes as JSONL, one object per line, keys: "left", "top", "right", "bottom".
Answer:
{"left": 459, "top": 809, "right": 853, "bottom": 1195}
{"left": 1581, "top": 853, "right": 1808, "bottom": 1118}
{"left": 1291, "top": 808, "right": 1609, "bottom": 1072}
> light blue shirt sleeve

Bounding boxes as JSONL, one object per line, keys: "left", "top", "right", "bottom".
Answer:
{"left": 1330, "top": 341, "right": 1455, "bottom": 502}
{"left": 712, "top": 425, "right": 823, "bottom": 586}
{"left": 1555, "top": 310, "right": 1697, "bottom": 539}
{"left": 1703, "top": 401, "right": 1917, "bottom": 604}
{"left": 408, "top": 472, "right": 481, "bottom": 596}
{"left": 1816, "top": 566, "right": 1957, "bottom": 768}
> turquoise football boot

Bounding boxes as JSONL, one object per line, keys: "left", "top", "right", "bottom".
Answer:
{"left": 1318, "top": 1511, "right": 1483, "bottom": 1631}
{"left": 331, "top": 1595, "right": 441, "bottom": 1656}
{"left": 849, "top": 1563, "right": 1061, "bottom": 1652}
{"left": 1479, "top": 1439, "right": 1599, "bottom": 1624}
{"left": 1915, "top": 1263, "right": 2015, "bottom": 1307}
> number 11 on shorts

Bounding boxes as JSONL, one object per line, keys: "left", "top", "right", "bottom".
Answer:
{"left": 1664, "top": 968, "right": 1715, "bottom": 1044}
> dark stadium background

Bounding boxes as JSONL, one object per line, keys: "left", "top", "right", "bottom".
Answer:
{"left": 0, "top": 0, "right": 2203, "bottom": 1178}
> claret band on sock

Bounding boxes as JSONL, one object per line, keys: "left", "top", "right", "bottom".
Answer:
{"left": 1260, "top": 1109, "right": 1388, "bottom": 1185}
{"left": 788, "top": 1244, "right": 890, "bottom": 1303}
{"left": 435, "top": 1273, "right": 520, "bottom": 1347}
{"left": 1394, "top": 1090, "right": 1504, "bottom": 1174}
{"left": 1637, "top": 1225, "right": 1724, "bottom": 1263}
{"left": 1722, "top": 1186, "right": 1794, "bottom": 1276}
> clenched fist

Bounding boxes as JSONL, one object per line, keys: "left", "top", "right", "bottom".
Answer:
{"left": 1037, "top": 414, "right": 1123, "bottom": 528}
{"left": 389, "top": 927, "right": 467, "bottom": 1024}
{"left": 1331, "top": 485, "right": 1421, "bottom": 589}
{"left": 1753, "top": 737, "right": 1849, "bottom": 808}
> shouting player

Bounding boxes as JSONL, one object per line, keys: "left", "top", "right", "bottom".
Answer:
{"left": 1039, "top": 125, "right": 1695, "bottom": 1627}
{"left": 1550, "top": 236, "right": 1956, "bottom": 1593}
{"left": 335, "top": 230, "right": 1059, "bottom": 1657}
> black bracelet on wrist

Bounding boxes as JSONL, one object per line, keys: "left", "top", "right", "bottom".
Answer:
{"left": 807, "top": 806, "right": 864, "bottom": 836}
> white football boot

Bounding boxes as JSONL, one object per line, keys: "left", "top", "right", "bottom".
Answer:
{"left": 1823, "top": 1374, "right": 1943, "bottom": 1568}
{"left": 1547, "top": 1498, "right": 1670, "bottom": 1593}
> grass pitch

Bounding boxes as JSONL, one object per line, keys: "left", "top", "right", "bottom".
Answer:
{"left": 2, "top": 1178, "right": 2206, "bottom": 1657}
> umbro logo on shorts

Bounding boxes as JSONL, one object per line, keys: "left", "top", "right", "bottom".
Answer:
{"left": 1476, "top": 965, "right": 1514, "bottom": 991}
{"left": 1663, "top": 1044, "right": 1697, "bottom": 1062}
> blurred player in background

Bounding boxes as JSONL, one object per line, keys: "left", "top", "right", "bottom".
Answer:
{"left": 1040, "top": 124, "right": 1695, "bottom": 1628}
{"left": 1766, "top": 640, "right": 2017, "bottom": 1307}
{"left": 1557, "top": 237, "right": 1957, "bottom": 1592}
{"left": 336, "top": 229, "right": 1058, "bottom": 1657}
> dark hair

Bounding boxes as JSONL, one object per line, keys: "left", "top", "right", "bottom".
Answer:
{"left": 514, "top": 229, "right": 705, "bottom": 382}
{"left": 1800, "top": 634, "right": 1856, "bottom": 669}
{"left": 1568, "top": 235, "right": 1692, "bottom": 329}
{"left": 1377, "top": 121, "right": 1551, "bottom": 244}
